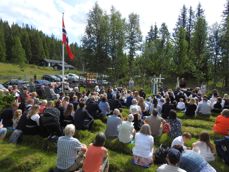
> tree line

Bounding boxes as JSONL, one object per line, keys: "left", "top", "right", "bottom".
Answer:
{"left": 0, "top": 2, "right": 228, "bottom": 87}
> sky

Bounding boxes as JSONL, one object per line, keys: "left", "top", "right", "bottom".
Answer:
{"left": 0, "top": 0, "right": 227, "bottom": 44}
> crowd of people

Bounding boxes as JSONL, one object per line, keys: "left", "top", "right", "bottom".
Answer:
{"left": 0, "top": 83, "right": 229, "bottom": 172}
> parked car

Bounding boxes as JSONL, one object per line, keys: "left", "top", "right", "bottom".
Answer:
{"left": 66, "top": 73, "right": 80, "bottom": 82}
{"left": 3, "top": 79, "right": 29, "bottom": 89}
{"left": 97, "top": 79, "right": 109, "bottom": 86}
{"left": 0, "top": 84, "right": 7, "bottom": 90}
{"left": 55, "top": 75, "right": 67, "bottom": 81}
{"left": 34, "top": 80, "right": 51, "bottom": 87}
{"left": 42, "top": 75, "right": 61, "bottom": 82}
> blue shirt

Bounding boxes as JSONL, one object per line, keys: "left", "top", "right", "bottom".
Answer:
{"left": 98, "top": 101, "right": 110, "bottom": 116}
{"left": 105, "top": 115, "right": 122, "bottom": 137}
{"left": 57, "top": 136, "right": 82, "bottom": 169}
{"left": 179, "top": 150, "right": 208, "bottom": 172}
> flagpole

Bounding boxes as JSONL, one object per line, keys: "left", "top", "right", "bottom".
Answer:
{"left": 62, "top": 12, "right": 65, "bottom": 95}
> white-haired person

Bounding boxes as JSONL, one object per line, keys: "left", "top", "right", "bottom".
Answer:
{"left": 118, "top": 114, "right": 135, "bottom": 143}
{"left": 129, "top": 98, "right": 142, "bottom": 115}
{"left": 105, "top": 109, "right": 122, "bottom": 138}
{"left": 56, "top": 124, "right": 87, "bottom": 172}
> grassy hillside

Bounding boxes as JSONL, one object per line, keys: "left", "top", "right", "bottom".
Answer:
{"left": 0, "top": 112, "right": 229, "bottom": 172}
{"left": 0, "top": 63, "right": 79, "bottom": 83}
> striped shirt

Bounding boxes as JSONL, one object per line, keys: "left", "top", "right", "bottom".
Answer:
{"left": 57, "top": 136, "right": 82, "bottom": 169}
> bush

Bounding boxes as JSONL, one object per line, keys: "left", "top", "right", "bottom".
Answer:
{"left": 0, "top": 93, "right": 15, "bottom": 112}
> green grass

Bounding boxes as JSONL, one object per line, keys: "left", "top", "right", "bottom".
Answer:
{"left": 0, "top": 112, "right": 229, "bottom": 172}
{"left": 0, "top": 62, "right": 79, "bottom": 83}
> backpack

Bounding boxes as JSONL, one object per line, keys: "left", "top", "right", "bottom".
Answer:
{"left": 162, "top": 122, "right": 171, "bottom": 133}
{"left": 154, "top": 144, "right": 170, "bottom": 165}
{"left": 215, "top": 136, "right": 229, "bottom": 165}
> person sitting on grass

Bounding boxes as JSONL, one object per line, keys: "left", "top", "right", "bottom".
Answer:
{"left": 213, "top": 109, "right": 229, "bottom": 136}
{"left": 176, "top": 98, "right": 186, "bottom": 111}
{"left": 211, "top": 97, "right": 223, "bottom": 113}
{"left": 118, "top": 114, "right": 135, "bottom": 143}
{"left": 56, "top": 124, "right": 87, "bottom": 172}
{"left": 12, "top": 109, "right": 22, "bottom": 129}
{"left": 171, "top": 132, "right": 192, "bottom": 149}
{"left": 173, "top": 145, "right": 216, "bottom": 172}
{"left": 185, "top": 98, "right": 197, "bottom": 117}
{"left": 192, "top": 132, "right": 215, "bottom": 162}
{"left": 81, "top": 132, "right": 109, "bottom": 172}
{"left": 105, "top": 109, "right": 122, "bottom": 138}
{"left": 0, "top": 122, "right": 7, "bottom": 140}
{"left": 157, "top": 148, "right": 186, "bottom": 172}
{"left": 167, "top": 110, "right": 182, "bottom": 139}
{"left": 145, "top": 109, "right": 165, "bottom": 137}
{"left": 132, "top": 124, "right": 154, "bottom": 168}
{"left": 196, "top": 96, "right": 211, "bottom": 117}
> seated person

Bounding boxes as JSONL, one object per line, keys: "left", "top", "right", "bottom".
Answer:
{"left": 213, "top": 109, "right": 229, "bottom": 136}
{"left": 185, "top": 98, "right": 197, "bottom": 117}
{"left": 85, "top": 96, "right": 101, "bottom": 118}
{"left": 192, "top": 132, "right": 215, "bottom": 162}
{"left": 82, "top": 133, "right": 109, "bottom": 172}
{"left": 173, "top": 145, "right": 216, "bottom": 172}
{"left": 196, "top": 96, "right": 211, "bottom": 117}
{"left": 211, "top": 97, "right": 223, "bottom": 113}
{"left": 23, "top": 104, "right": 40, "bottom": 135}
{"left": 132, "top": 124, "right": 154, "bottom": 168}
{"left": 162, "top": 98, "right": 174, "bottom": 119}
{"left": 129, "top": 99, "right": 142, "bottom": 115}
{"left": 0, "top": 102, "right": 19, "bottom": 128}
{"left": 118, "top": 114, "right": 135, "bottom": 143}
{"left": 56, "top": 124, "right": 87, "bottom": 172}
{"left": 61, "top": 103, "right": 74, "bottom": 127}
{"left": 171, "top": 132, "right": 192, "bottom": 149}
{"left": 176, "top": 98, "right": 186, "bottom": 111}
{"left": 0, "top": 122, "right": 7, "bottom": 140}
{"left": 157, "top": 148, "right": 186, "bottom": 172}
{"left": 74, "top": 101, "right": 94, "bottom": 130}
{"left": 12, "top": 109, "right": 22, "bottom": 129}
{"left": 105, "top": 109, "right": 122, "bottom": 138}
{"left": 167, "top": 110, "right": 182, "bottom": 139}
{"left": 98, "top": 95, "right": 110, "bottom": 116}
{"left": 145, "top": 110, "right": 165, "bottom": 137}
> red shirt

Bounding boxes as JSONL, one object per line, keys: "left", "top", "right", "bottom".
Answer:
{"left": 83, "top": 144, "right": 107, "bottom": 172}
{"left": 213, "top": 115, "right": 229, "bottom": 135}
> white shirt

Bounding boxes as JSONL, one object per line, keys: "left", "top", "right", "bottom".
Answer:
{"left": 171, "top": 136, "right": 184, "bottom": 148}
{"left": 192, "top": 141, "right": 215, "bottom": 162}
{"left": 129, "top": 104, "right": 141, "bottom": 114}
{"left": 118, "top": 121, "right": 134, "bottom": 143}
{"left": 157, "top": 164, "right": 187, "bottom": 172}
{"left": 133, "top": 132, "right": 154, "bottom": 158}
{"left": 31, "top": 114, "right": 40, "bottom": 126}
{"left": 177, "top": 102, "right": 186, "bottom": 110}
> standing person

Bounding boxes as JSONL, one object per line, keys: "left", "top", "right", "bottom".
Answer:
{"left": 105, "top": 109, "right": 122, "bottom": 138}
{"left": 118, "top": 114, "right": 135, "bottom": 143}
{"left": 157, "top": 148, "right": 186, "bottom": 172}
{"left": 56, "top": 124, "right": 87, "bottom": 172}
{"left": 192, "top": 132, "right": 215, "bottom": 162}
{"left": 132, "top": 124, "right": 154, "bottom": 168}
{"left": 82, "top": 133, "right": 109, "bottom": 172}
{"left": 129, "top": 78, "right": 134, "bottom": 90}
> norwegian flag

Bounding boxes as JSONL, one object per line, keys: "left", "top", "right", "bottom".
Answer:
{"left": 62, "top": 16, "right": 74, "bottom": 60}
